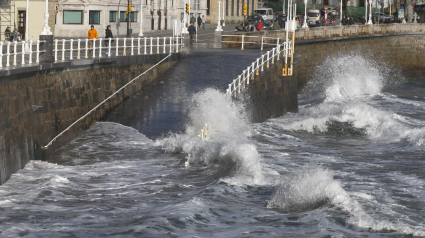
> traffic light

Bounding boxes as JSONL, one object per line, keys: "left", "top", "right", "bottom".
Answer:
{"left": 126, "top": 4, "right": 132, "bottom": 15}
{"left": 186, "top": 3, "right": 190, "bottom": 13}
{"left": 243, "top": 4, "right": 247, "bottom": 16}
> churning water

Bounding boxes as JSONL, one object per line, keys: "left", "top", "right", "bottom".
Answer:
{"left": 1, "top": 52, "right": 425, "bottom": 237}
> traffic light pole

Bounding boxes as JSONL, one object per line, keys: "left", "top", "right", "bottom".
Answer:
{"left": 127, "top": 0, "right": 130, "bottom": 37}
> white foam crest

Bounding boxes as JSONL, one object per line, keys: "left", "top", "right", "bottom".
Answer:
{"left": 25, "top": 160, "right": 61, "bottom": 170}
{"left": 268, "top": 164, "right": 425, "bottom": 236}
{"left": 158, "top": 89, "right": 273, "bottom": 186}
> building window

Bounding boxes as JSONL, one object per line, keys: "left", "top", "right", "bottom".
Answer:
{"left": 237, "top": 0, "right": 239, "bottom": 16}
{"left": 120, "top": 11, "right": 138, "bottom": 22}
{"left": 207, "top": 0, "right": 210, "bottom": 15}
{"left": 226, "top": 0, "right": 229, "bottom": 16}
{"left": 89, "top": 11, "right": 100, "bottom": 24}
{"left": 63, "top": 10, "right": 83, "bottom": 24}
{"left": 232, "top": 0, "right": 234, "bottom": 16}
{"left": 110, "top": 11, "right": 117, "bottom": 22}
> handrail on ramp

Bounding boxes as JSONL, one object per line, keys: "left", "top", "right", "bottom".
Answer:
{"left": 43, "top": 53, "right": 173, "bottom": 149}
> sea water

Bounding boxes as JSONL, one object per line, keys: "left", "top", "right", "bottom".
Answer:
{"left": 0, "top": 51, "right": 424, "bottom": 237}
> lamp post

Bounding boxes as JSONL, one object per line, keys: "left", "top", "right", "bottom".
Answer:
{"left": 222, "top": 0, "right": 225, "bottom": 26}
{"left": 40, "top": 0, "right": 52, "bottom": 35}
{"left": 365, "top": 0, "right": 368, "bottom": 24}
{"left": 302, "top": 0, "right": 308, "bottom": 27}
{"left": 216, "top": 0, "right": 222, "bottom": 31}
{"left": 139, "top": 0, "right": 143, "bottom": 36}
{"left": 283, "top": 0, "right": 285, "bottom": 14}
{"left": 340, "top": 0, "right": 342, "bottom": 25}
{"left": 368, "top": 0, "right": 373, "bottom": 24}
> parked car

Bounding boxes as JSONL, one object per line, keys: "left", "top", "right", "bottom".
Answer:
{"left": 372, "top": 12, "right": 392, "bottom": 23}
{"left": 275, "top": 13, "right": 287, "bottom": 22}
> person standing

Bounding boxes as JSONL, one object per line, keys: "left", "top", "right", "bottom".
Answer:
{"left": 88, "top": 25, "right": 98, "bottom": 51}
{"left": 105, "top": 25, "right": 113, "bottom": 53}
{"left": 202, "top": 15, "right": 206, "bottom": 29}
{"left": 257, "top": 19, "right": 263, "bottom": 31}
{"left": 4, "top": 26, "right": 11, "bottom": 41}
{"left": 197, "top": 15, "right": 202, "bottom": 28}
{"left": 188, "top": 22, "right": 196, "bottom": 42}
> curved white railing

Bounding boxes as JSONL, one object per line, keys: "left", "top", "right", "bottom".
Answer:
{"left": 222, "top": 35, "right": 286, "bottom": 50}
{"left": 0, "top": 40, "right": 46, "bottom": 68}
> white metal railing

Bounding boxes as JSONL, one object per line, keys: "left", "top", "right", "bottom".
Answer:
{"left": 53, "top": 36, "right": 183, "bottom": 62}
{"left": 222, "top": 35, "right": 288, "bottom": 50}
{"left": 0, "top": 40, "right": 45, "bottom": 68}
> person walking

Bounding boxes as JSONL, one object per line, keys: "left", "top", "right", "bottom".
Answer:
{"left": 88, "top": 25, "right": 98, "bottom": 51}
{"left": 105, "top": 25, "right": 113, "bottom": 53}
{"left": 188, "top": 22, "right": 196, "bottom": 42}
{"left": 190, "top": 15, "right": 196, "bottom": 25}
{"left": 202, "top": 15, "right": 206, "bottom": 29}
{"left": 197, "top": 15, "right": 202, "bottom": 28}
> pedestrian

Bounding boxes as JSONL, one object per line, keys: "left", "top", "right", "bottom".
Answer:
{"left": 188, "top": 22, "right": 196, "bottom": 42}
{"left": 4, "top": 26, "right": 11, "bottom": 41}
{"left": 202, "top": 15, "right": 206, "bottom": 29}
{"left": 347, "top": 16, "right": 354, "bottom": 25}
{"left": 257, "top": 19, "right": 263, "bottom": 31}
{"left": 190, "top": 15, "right": 196, "bottom": 24}
{"left": 88, "top": 25, "right": 98, "bottom": 51}
{"left": 273, "top": 20, "right": 279, "bottom": 30}
{"left": 105, "top": 25, "right": 113, "bottom": 53}
{"left": 197, "top": 15, "right": 202, "bottom": 28}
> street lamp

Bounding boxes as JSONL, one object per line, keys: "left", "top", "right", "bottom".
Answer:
{"left": 302, "top": 0, "right": 308, "bottom": 28}
{"left": 216, "top": 0, "right": 222, "bottom": 31}
{"left": 139, "top": 0, "right": 143, "bottom": 36}
{"left": 222, "top": 0, "right": 225, "bottom": 26}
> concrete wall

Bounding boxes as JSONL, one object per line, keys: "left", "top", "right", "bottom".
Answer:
{"left": 0, "top": 53, "right": 180, "bottom": 185}
{"left": 247, "top": 56, "right": 299, "bottom": 122}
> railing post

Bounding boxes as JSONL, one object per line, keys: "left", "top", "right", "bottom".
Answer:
{"left": 241, "top": 35, "right": 244, "bottom": 50}
{"left": 85, "top": 39, "right": 88, "bottom": 59}
{"left": 144, "top": 37, "right": 147, "bottom": 54}
{"left": 163, "top": 37, "right": 166, "bottom": 54}
{"left": 77, "top": 39, "right": 81, "bottom": 59}
{"left": 108, "top": 38, "right": 112, "bottom": 57}
{"left": 233, "top": 80, "right": 237, "bottom": 98}
{"left": 93, "top": 38, "right": 96, "bottom": 57}
{"left": 0, "top": 42, "right": 3, "bottom": 68}
{"left": 261, "top": 36, "right": 264, "bottom": 51}
{"left": 242, "top": 70, "right": 246, "bottom": 88}
{"left": 21, "top": 41, "right": 25, "bottom": 65}
{"left": 176, "top": 37, "right": 179, "bottom": 53}
{"left": 36, "top": 40, "right": 40, "bottom": 63}
{"left": 62, "top": 39, "right": 65, "bottom": 61}
{"left": 251, "top": 62, "right": 255, "bottom": 80}
{"left": 157, "top": 37, "right": 159, "bottom": 54}
{"left": 70, "top": 39, "right": 73, "bottom": 60}
{"left": 138, "top": 37, "right": 141, "bottom": 55}
{"left": 99, "top": 38, "right": 102, "bottom": 57}
{"left": 28, "top": 40, "right": 33, "bottom": 64}
{"left": 123, "top": 38, "right": 126, "bottom": 56}
{"left": 238, "top": 75, "right": 241, "bottom": 93}
{"left": 54, "top": 39, "right": 58, "bottom": 61}
{"left": 116, "top": 38, "right": 119, "bottom": 56}
{"left": 261, "top": 56, "right": 264, "bottom": 72}
{"left": 276, "top": 38, "right": 280, "bottom": 60}
{"left": 267, "top": 51, "right": 270, "bottom": 68}
{"left": 246, "top": 67, "right": 250, "bottom": 85}
{"left": 13, "top": 42, "right": 17, "bottom": 66}
{"left": 169, "top": 37, "right": 172, "bottom": 53}
{"left": 131, "top": 37, "right": 134, "bottom": 56}
{"left": 150, "top": 37, "right": 153, "bottom": 54}
{"left": 6, "top": 42, "right": 10, "bottom": 67}
{"left": 256, "top": 58, "right": 259, "bottom": 75}
{"left": 272, "top": 48, "right": 275, "bottom": 64}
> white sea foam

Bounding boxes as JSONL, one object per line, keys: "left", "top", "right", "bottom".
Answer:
{"left": 267, "top": 164, "right": 425, "bottom": 236}
{"left": 158, "top": 88, "right": 276, "bottom": 186}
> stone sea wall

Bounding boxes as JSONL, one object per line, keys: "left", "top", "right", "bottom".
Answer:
{"left": 0, "top": 54, "right": 180, "bottom": 185}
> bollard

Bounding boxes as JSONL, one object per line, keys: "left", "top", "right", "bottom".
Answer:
{"left": 28, "top": 40, "right": 33, "bottom": 64}
{"left": 62, "top": 39, "right": 65, "bottom": 61}
{"left": 85, "top": 39, "right": 88, "bottom": 59}
{"left": 138, "top": 37, "right": 141, "bottom": 55}
{"left": 116, "top": 38, "right": 119, "bottom": 56}
{"left": 157, "top": 37, "right": 159, "bottom": 54}
{"left": 144, "top": 37, "right": 147, "bottom": 54}
{"left": 163, "top": 37, "right": 166, "bottom": 54}
{"left": 241, "top": 35, "right": 245, "bottom": 50}
{"left": 99, "top": 38, "right": 102, "bottom": 57}
{"left": 77, "top": 39, "right": 81, "bottom": 59}
{"left": 13, "top": 42, "right": 17, "bottom": 66}
{"left": 6, "top": 42, "right": 10, "bottom": 67}
{"left": 36, "top": 40, "right": 40, "bottom": 63}
{"left": 21, "top": 41, "right": 25, "bottom": 65}
{"left": 54, "top": 39, "right": 58, "bottom": 61}
{"left": 123, "top": 37, "right": 126, "bottom": 56}
{"left": 131, "top": 37, "right": 134, "bottom": 56}
{"left": 70, "top": 39, "right": 74, "bottom": 60}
